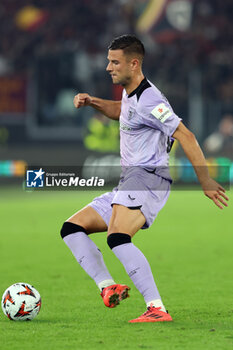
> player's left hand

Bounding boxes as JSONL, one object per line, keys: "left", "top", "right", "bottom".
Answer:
{"left": 201, "top": 178, "right": 229, "bottom": 209}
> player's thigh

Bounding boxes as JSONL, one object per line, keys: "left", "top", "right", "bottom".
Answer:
{"left": 67, "top": 206, "right": 107, "bottom": 234}
{"left": 108, "top": 204, "right": 146, "bottom": 237}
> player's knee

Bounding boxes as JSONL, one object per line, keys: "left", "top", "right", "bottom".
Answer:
{"left": 107, "top": 233, "right": 131, "bottom": 249}
{"left": 60, "top": 222, "right": 87, "bottom": 239}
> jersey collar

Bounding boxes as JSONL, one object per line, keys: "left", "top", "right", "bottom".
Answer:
{"left": 127, "top": 77, "right": 151, "bottom": 100}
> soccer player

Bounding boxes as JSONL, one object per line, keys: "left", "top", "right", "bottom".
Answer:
{"left": 60, "top": 35, "right": 229, "bottom": 323}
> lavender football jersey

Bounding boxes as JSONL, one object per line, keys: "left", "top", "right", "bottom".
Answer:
{"left": 119, "top": 78, "right": 181, "bottom": 180}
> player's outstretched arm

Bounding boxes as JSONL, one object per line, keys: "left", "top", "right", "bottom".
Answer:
{"left": 73, "top": 93, "right": 121, "bottom": 120}
{"left": 172, "top": 122, "right": 229, "bottom": 209}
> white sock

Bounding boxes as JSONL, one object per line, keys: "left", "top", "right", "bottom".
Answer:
{"left": 98, "top": 279, "right": 116, "bottom": 291}
{"left": 146, "top": 299, "right": 166, "bottom": 312}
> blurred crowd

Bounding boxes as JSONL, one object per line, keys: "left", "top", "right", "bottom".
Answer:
{"left": 0, "top": 0, "right": 135, "bottom": 73}
{"left": 0, "top": 0, "right": 232, "bottom": 153}
{"left": 0, "top": 1, "right": 232, "bottom": 79}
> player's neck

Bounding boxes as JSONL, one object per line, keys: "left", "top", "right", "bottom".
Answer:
{"left": 124, "top": 73, "right": 145, "bottom": 96}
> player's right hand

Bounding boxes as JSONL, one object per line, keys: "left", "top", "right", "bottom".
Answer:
{"left": 73, "top": 93, "right": 92, "bottom": 109}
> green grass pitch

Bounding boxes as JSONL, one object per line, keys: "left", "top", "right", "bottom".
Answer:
{"left": 0, "top": 186, "right": 232, "bottom": 350}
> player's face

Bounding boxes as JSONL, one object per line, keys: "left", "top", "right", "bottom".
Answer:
{"left": 106, "top": 50, "right": 132, "bottom": 86}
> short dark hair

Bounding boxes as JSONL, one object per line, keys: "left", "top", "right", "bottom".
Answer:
{"left": 108, "top": 35, "right": 145, "bottom": 60}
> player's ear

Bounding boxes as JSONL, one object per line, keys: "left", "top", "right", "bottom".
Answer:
{"left": 131, "top": 58, "right": 140, "bottom": 70}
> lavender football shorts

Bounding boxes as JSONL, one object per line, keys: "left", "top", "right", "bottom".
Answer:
{"left": 89, "top": 167, "right": 171, "bottom": 229}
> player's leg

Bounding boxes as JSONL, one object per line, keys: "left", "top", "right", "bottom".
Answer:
{"left": 107, "top": 202, "right": 171, "bottom": 322}
{"left": 60, "top": 205, "right": 116, "bottom": 292}
{"left": 108, "top": 204, "right": 146, "bottom": 237}
{"left": 66, "top": 206, "right": 108, "bottom": 234}
{"left": 108, "top": 204, "right": 163, "bottom": 306}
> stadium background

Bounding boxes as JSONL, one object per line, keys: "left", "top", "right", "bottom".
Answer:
{"left": 0, "top": 1, "right": 232, "bottom": 349}
{"left": 0, "top": 0, "right": 232, "bottom": 180}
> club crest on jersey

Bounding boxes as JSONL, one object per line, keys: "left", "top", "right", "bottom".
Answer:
{"left": 128, "top": 107, "right": 135, "bottom": 120}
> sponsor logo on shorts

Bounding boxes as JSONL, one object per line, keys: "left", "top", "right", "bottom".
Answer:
{"left": 128, "top": 194, "right": 136, "bottom": 200}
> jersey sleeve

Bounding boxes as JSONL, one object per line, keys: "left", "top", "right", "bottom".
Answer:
{"left": 140, "top": 97, "right": 182, "bottom": 136}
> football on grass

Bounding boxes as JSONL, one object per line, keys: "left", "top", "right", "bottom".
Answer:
{"left": 1, "top": 283, "right": 41, "bottom": 321}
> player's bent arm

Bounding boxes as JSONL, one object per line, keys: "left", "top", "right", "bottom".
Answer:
{"left": 172, "top": 121, "right": 229, "bottom": 209}
{"left": 90, "top": 97, "right": 121, "bottom": 120}
{"left": 73, "top": 93, "right": 121, "bottom": 120}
